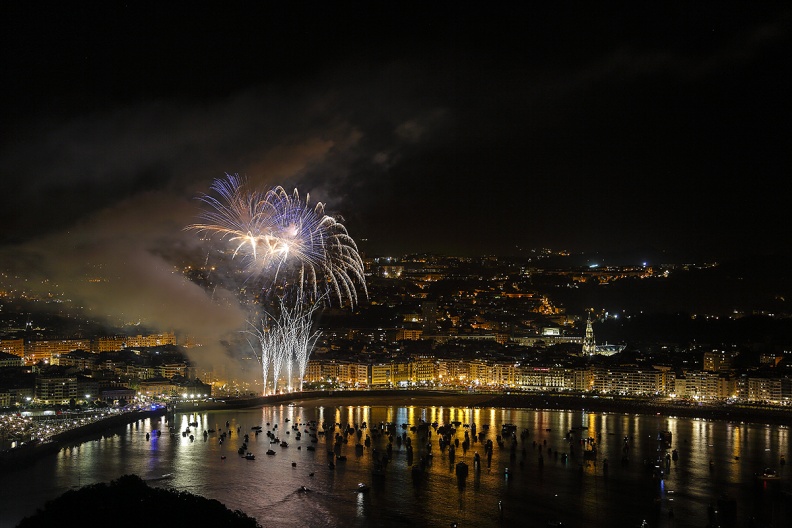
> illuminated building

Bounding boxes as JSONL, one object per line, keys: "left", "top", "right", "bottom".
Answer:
{"left": 747, "top": 377, "right": 782, "bottom": 403}
{"left": 369, "top": 363, "right": 392, "bottom": 387}
{"left": 35, "top": 375, "right": 78, "bottom": 404}
{"left": 0, "top": 351, "right": 24, "bottom": 367}
{"left": 517, "top": 366, "right": 566, "bottom": 390}
{"left": 703, "top": 349, "right": 740, "bottom": 372}
{"left": 396, "top": 327, "right": 423, "bottom": 341}
{"left": 0, "top": 338, "right": 24, "bottom": 358}
{"left": 97, "top": 332, "right": 177, "bottom": 352}
{"left": 582, "top": 313, "right": 596, "bottom": 356}
{"left": 26, "top": 339, "right": 92, "bottom": 365}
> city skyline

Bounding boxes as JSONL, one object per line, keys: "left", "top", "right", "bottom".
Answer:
{"left": 1, "top": 3, "right": 790, "bottom": 371}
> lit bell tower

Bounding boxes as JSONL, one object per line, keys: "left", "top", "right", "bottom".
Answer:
{"left": 582, "top": 312, "right": 596, "bottom": 356}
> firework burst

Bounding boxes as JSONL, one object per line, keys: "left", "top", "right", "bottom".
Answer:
{"left": 247, "top": 298, "right": 321, "bottom": 394}
{"left": 189, "top": 174, "right": 367, "bottom": 308}
{"left": 190, "top": 174, "right": 367, "bottom": 395}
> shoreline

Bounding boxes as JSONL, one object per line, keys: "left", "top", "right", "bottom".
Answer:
{"left": 3, "top": 390, "right": 790, "bottom": 468}
{"left": 471, "top": 393, "right": 792, "bottom": 426}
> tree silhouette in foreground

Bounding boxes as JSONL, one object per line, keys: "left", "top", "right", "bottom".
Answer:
{"left": 17, "top": 474, "right": 261, "bottom": 528}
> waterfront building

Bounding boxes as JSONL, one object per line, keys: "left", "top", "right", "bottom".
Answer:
{"left": 100, "top": 386, "right": 137, "bottom": 405}
{"left": 35, "top": 374, "right": 78, "bottom": 404}
{"left": 347, "top": 362, "right": 370, "bottom": 387}
{"left": 174, "top": 378, "right": 212, "bottom": 399}
{"left": 137, "top": 376, "right": 178, "bottom": 400}
{"left": 369, "top": 363, "right": 392, "bottom": 387}
{"left": 334, "top": 361, "right": 369, "bottom": 387}
{"left": 410, "top": 355, "right": 436, "bottom": 384}
{"left": 468, "top": 360, "right": 493, "bottom": 386}
{"left": 747, "top": 376, "right": 783, "bottom": 403}
{"left": 517, "top": 366, "right": 566, "bottom": 391}
{"left": 492, "top": 362, "right": 518, "bottom": 387}
{"left": 391, "top": 361, "right": 411, "bottom": 386}
{"left": 304, "top": 361, "right": 322, "bottom": 383}
{"left": 675, "top": 370, "right": 724, "bottom": 399}
{"left": 591, "top": 365, "right": 666, "bottom": 395}
{"left": 436, "top": 359, "right": 468, "bottom": 386}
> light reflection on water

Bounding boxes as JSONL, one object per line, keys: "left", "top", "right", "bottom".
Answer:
{"left": 1, "top": 403, "right": 790, "bottom": 528}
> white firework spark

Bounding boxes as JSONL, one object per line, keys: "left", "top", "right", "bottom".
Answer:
{"left": 189, "top": 174, "right": 367, "bottom": 308}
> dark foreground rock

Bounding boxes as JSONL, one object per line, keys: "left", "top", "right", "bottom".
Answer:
{"left": 16, "top": 474, "right": 261, "bottom": 528}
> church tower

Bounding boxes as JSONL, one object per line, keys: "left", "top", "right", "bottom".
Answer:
{"left": 582, "top": 312, "right": 596, "bottom": 356}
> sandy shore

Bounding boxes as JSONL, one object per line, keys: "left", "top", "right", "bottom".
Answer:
{"left": 287, "top": 390, "right": 494, "bottom": 409}
{"left": 286, "top": 390, "right": 792, "bottom": 426}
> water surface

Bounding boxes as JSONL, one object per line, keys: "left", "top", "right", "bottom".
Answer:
{"left": 1, "top": 400, "right": 789, "bottom": 528}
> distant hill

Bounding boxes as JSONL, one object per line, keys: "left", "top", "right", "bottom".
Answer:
{"left": 549, "top": 252, "right": 792, "bottom": 316}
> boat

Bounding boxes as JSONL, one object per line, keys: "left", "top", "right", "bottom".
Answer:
{"left": 145, "top": 473, "right": 173, "bottom": 482}
{"left": 756, "top": 468, "right": 780, "bottom": 480}
{"left": 357, "top": 483, "right": 369, "bottom": 492}
{"left": 244, "top": 453, "right": 255, "bottom": 460}
{"left": 455, "top": 461, "right": 469, "bottom": 479}
{"left": 266, "top": 449, "right": 276, "bottom": 456}
{"left": 657, "top": 431, "right": 672, "bottom": 446}
{"left": 501, "top": 423, "right": 517, "bottom": 435}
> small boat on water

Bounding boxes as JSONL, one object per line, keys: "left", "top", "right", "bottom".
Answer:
{"left": 455, "top": 461, "right": 469, "bottom": 479}
{"left": 245, "top": 453, "right": 255, "bottom": 460}
{"left": 357, "top": 483, "right": 369, "bottom": 492}
{"left": 145, "top": 473, "right": 173, "bottom": 481}
{"left": 501, "top": 424, "right": 517, "bottom": 435}
{"left": 756, "top": 468, "right": 780, "bottom": 480}
{"left": 266, "top": 449, "right": 276, "bottom": 456}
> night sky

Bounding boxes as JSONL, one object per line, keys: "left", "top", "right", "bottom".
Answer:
{"left": 1, "top": 3, "right": 790, "bottom": 355}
